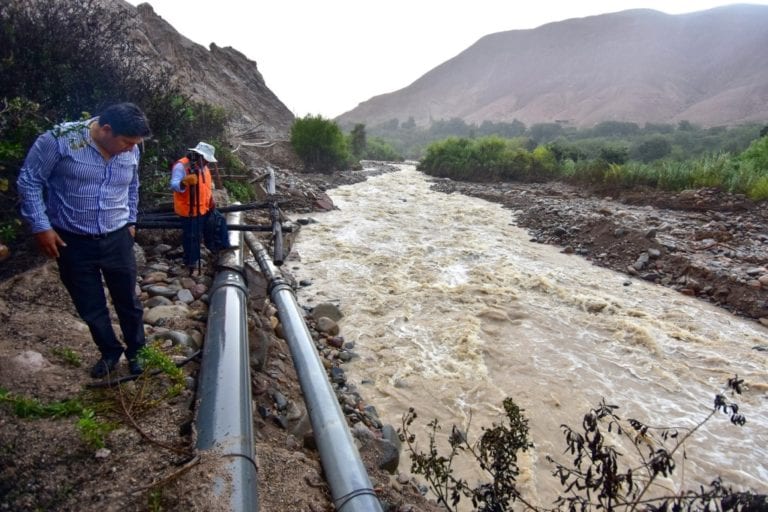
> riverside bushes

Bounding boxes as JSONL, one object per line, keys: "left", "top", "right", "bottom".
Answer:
{"left": 418, "top": 132, "right": 768, "bottom": 200}
{"left": 291, "top": 115, "right": 351, "bottom": 173}
{"left": 418, "top": 136, "right": 558, "bottom": 182}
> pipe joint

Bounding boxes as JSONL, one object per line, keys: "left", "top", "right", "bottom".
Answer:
{"left": 209, "top": 270, "right": 248, "bottom": 296}
{"left": 268, "top": 278, "right": 292, "bottom": 296}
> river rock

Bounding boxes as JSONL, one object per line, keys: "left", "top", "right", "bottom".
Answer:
{"left": 144, "top": 304, "right": 190, "bottom": 325}
{"left": 144, "top": 284, "right": 180, "bottom": 298}
{"left": 151, "top": 330, "right": 198, "bottom": 350}
{"left": 142, "top": 271, "right": 168, "bottom": 284}
{"left": 633, "top": 252, "right": 650, "bottom": 270}
{"left": 151, "top": 243, "right": 173, "bottom": 256}
{"left": 145, "top": 295, "right": 173, "bottom": 308}
{"left": 311, "top": 302, "right": 343, "bottom": 322}
{"left": 176, "top": 289, "right": 195, "bottom": 304}
{"left": 11, "top": 350, "right": 52, "bottom": 372}
{"left": 147, "top": 262, "right": 170, "bottom": 272}
{"left": 316, "top": 316, "right": 340, "bottom": 336}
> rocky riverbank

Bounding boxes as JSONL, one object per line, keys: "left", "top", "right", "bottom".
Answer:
{"left": 2, "top": 161, "right": 766, "bottom": 511}
{"left": 0, "top": 173, "right": 441, "bottom": 511}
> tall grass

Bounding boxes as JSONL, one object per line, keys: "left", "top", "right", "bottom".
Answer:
{"left": 418, "top": 134, "right": 768, "bottom": 200}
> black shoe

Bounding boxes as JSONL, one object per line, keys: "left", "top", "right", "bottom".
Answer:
{"left": 90, "top": 358, "right": 119, "bottom": 378}
{"left": 128, "top": 359, "right": 144, "bottom": 376}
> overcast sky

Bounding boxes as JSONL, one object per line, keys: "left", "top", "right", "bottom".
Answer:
{"left": 126, "top": 1, "right": 765, "bottom": 119}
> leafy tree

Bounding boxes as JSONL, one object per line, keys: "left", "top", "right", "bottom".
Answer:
{"left": 348, "top": 123, "right": 367, "bottom": 159}
{"left": 478, "top": 120, "right": 527, "bottom": 138}
{"left": 0, "top": 0, "right": 235, "bottom": 240}
{"left": 591, "top": 121, "right": 640, "bottom": 138}
{"left": 642, "top": 122, "right": 675, "bottom": 134}
{"left": 547, "top": 139, "right": 586, "bottom": 163}
{"left": 290, "top": 115, "right": 350, "bottom": 173}
{"left": 363, "top": 137, "right": 402, "bottom": 161}
{"left": 430, "top": 117, "right": 472, "bottom": 138}
{"left": 632, "top": 136, "right": 673, "bottom": 163}
{"left": 678, "top": 120, "right": 698, "bottom": 131}
{"left": 0, "top": 0, "right": 173, "bottom": 121}
{"left": 528, "top": 122, "right": 564, "bottom": 144}
{"left": 598, "top": 144, "right": 630, "bottom": 165}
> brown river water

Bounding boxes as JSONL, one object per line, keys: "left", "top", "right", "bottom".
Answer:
{"left": 290, "top": 165, "right": 768, "bottom": 505}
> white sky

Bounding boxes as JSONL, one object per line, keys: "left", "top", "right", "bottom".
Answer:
{"left": 126, "top": 1, "right": 766, "bottom": 119}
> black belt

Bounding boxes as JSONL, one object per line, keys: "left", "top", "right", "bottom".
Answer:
{"left": 56, "top": 225, "right": 126, "bottom": 240}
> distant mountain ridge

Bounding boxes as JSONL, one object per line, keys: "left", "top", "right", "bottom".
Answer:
{"left": 337, "top": 4, "right": 768, "bottom": 129}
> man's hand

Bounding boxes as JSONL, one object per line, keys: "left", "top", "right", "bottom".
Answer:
{"left": 182, "top": 174, "right": 198, "bottom": 186}
{"left": 128, "top": 225, "right": 136, "bottom": 238}
{"left": 34, "top": 229, "right": 66, "bottom": 259}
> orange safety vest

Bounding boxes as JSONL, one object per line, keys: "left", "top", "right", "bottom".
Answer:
{"left": 173, "top": 157, "right": 213, "bottom": 217}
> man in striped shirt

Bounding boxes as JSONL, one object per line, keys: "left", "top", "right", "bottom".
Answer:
{"left": 17, "top": 103, "right": 152, "bottom": 378}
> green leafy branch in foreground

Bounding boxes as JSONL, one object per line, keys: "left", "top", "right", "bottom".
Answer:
{"left": 0, "top": 388, "right": 113, "bottom": 449}
{"left": 0, "top": 388, "right": 83, "bottom": 418}
{"left": 400, "top": 376, "right": 765, "bottom": 512}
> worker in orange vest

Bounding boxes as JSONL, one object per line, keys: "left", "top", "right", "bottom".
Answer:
{"left": 170, "top": 141, "right": 228, "bottom": 274}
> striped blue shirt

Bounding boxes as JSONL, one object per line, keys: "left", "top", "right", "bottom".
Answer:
{"left": 17, "top": 119, "right": 141, "bottom": 235}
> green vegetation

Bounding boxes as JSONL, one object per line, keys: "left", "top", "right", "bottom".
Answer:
{"left": 401, "top": 376, "right": 763, "bottom": 511}
{"left": 1, "top": 344, "right": 187, "bottom": 453}
{"left": 51, "top": 347, "right": 82, "bottom": 367}
{"left": 419, "top": 136, "right": 556, "bottom": 182}
{"left": 223, "top": 179, "right": 255, "bottom": 203}
{"left": 291, "top": 115, "right": 350, "bottom": 173}
{"left": 0, "top": 388, "right": 83, "bottom": 418}
{"left": 0, "top": 388, "right": 114, "bottom": 448}
{"left": 347, "top": 117, "right": 763, "bottom": 164}
{"left": 363, "top": 136, "right": 402, "bottom": 161}
{"left": 76, "top": 408, "right": 114, "bottom": 449}
{"left": 416, "top": 128, "right": 768, "bottom": 199}
{"left": 137, "top": 345, "right": 186, "bottom": 398}
{"left": 0, "top": 0, "right": 245, "bottom": 238}
{"left": 291, "top": 119, "right": 403, "bottom": 171}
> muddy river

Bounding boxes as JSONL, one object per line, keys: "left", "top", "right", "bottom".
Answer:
{"left": 289, "top": 164, "right": 768, "bottom": 505}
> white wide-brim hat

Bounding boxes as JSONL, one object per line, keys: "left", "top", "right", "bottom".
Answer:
{"left": 189, "top": 141, "right": 217, "bottom": 163}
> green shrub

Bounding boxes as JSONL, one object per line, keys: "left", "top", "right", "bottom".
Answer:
{"left": 224, "top": 179, "right": 254, "bottom": 203}
{"left": 747, "top": 176, "right": 768, "bottom": 200}
{"left": 363, "top": 137, "right": 402, "bottom": 161}
{"left": 291, "top": 115, "right": 350, "bottom": 173}
{"left": 76, "top": 408, "right": 114, "bottom": 449}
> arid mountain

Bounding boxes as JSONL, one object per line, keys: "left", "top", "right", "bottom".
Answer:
{"left": 125, "top": 1, "right": 294, "bottom": 138}
{"left": 337, "top": 4, "right": 768, "bottom": 129}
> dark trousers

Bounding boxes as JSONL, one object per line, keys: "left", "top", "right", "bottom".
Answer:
{"left": 181, "top": 213, "right": 210, "bottom": 268}
{"left": 56, "top": 226, "right": 145, "bottom": 362}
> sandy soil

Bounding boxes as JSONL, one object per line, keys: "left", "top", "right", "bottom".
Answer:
{"left": 1, "top": 162, "right": 766, "bottom": 511}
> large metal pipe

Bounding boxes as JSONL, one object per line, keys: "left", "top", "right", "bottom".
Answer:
{"left": 195, "top": 210, "right": 259, "bottom": 511}
{"left": 244, "top": 232, "right": 382, "bottom": 512}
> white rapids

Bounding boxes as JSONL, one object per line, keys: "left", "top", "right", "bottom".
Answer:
{"left": 289, "top": 164, "right": 768, "bottom": 505}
